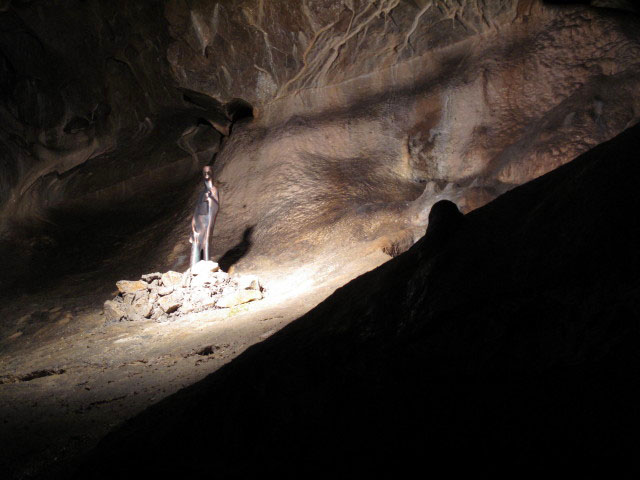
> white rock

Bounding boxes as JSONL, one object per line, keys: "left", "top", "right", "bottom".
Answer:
{"left": 236, "top": 275, "right": 261, "bottom": 291}
{"left": 191, "top": 275, "right": 213, "bottom": 288}
{"left": 150, "top": 307, "right": 164, "bottom": 320}
{"left": 200, "top": 297, "right": 218, "bottom": 309}
{"left": 161, "top": 271, "right": 183, "bottom": 288}
{"left": 214, "top": 271, "right": 230, "bottom": 282}
{"left": 190, "top": 288, "right": 208, "bottom": 300}
{"left": 158, "top": 294, "right": 182, "bottom": 314}
{"left": 221, "top": 285, "right": 236, "bottom": 296}
{"left": 180, "top": 302, "right": 195, "bottom": 315}
{"left": 158, "top": 285, "right": 174, "bottom": 296}
{"left": 191, "top": 260, "right": 219, "bottom": 276}
{"left": 128, "top": 313, "right": 145, "bottom": 322}
{"left": 216, "top": 289, "right": 263, "bottom": 308}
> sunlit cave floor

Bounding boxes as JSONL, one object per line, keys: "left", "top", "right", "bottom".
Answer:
{"left": 0, "top": 244, "right": 391, "bottom": 480}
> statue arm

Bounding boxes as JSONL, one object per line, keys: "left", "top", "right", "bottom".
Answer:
{"left": 210, "top": 185, "right": 220, "bottom": 204}
{"left": 189, "top": 215, "right": 197, "bottom": 243}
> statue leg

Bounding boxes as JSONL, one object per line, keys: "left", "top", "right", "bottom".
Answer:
{"left": 190, "top": 215, "right": 210, "bottom": 268}
{"left": 203, "top": 232, "right": 210, "bottom": 262}
{"left": 203, "top": 204, "right": 218, "bottom": 263}
{"left": 190, "top": 239, "right": 201, "bottom": 269}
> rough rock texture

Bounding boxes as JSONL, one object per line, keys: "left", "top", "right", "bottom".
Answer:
{"left": 70, "top": 121, "right": 640, "bottom": 478}
{"left": 104, "top": 262, "right": 263, "bottom": 323}
{"left": 0, "top": 2, "right": 209, "bottom": 218}
{"left": 0, "top": 1, "right": 230, "bottom": 291}
{"left": 203, "top": 0, "right": 640, "bottom": 278}
{"left": 2, "top": 1, "right": 640, "bottom": 295}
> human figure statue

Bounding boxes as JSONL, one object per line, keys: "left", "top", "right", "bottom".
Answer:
{"left": 190, "top": 165, "right": 219, "bottom": 269}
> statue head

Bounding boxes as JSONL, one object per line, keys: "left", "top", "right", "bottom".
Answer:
{"left": 203, "top": 165, "right": 213, "bottom": 181}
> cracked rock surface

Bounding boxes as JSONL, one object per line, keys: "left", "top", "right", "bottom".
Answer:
{"left": 104, "top": 261, "right": 263, "bottom": 323}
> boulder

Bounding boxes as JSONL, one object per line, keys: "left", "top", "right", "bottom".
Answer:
{"left": 127, "top": 313, "right": 145, "bottom": 322}
{"left": 158, "top": 294, "right": 182, "bottom": 314}
{"left": 191, "top": 261, "right": 219, "bottom": 276}
{"left": 215, "top": 271, "right": 230, "bottom": 281}
{"left": 104, "top": 300, "right": 128, "bottom": 323}
{"left": 180, "top": 302, "right": 195, "bottom": 315}
{"left": 161, "top": 271, "right": 183, "bottom": 288}
{"left": 141, "top": 272, "right": 162, "bottom": 283}
{"left": 116, "top": 280, "right": 148, "bottom": 295}
{"left": 131, "top": 291, "right": 152, "bottom": 318}
{"left": 158, "top": 285, "right": 174, "bottom": 296}
{"left": 191, "top": 274, "right": 215, "bottom": 288}
{"left": 150, "top": 307, "right": 165, "bottom": 321}
{"left": 149, "top": 291, "right": 159, "bottom": 305}
{"left": 216, "top": 289, "right": 263, "bottom": 308}
{"left": 190, "top": 289, "right": 217, "bottom": 309}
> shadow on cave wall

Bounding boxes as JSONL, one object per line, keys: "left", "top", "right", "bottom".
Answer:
{"left": 0, "top": 180, "right": 197, "bottom": 297}
{"left": 217, "top": 226, "right": 254, "bottom": 272}
{"left": 544, "top": 0, "right": 638, "bottom": 12}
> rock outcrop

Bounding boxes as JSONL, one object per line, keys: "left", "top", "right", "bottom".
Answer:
{"left": 103, "top": 261, "right": 263, "bottom": 323}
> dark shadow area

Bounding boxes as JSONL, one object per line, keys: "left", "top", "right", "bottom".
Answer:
{"left": 62, "top": 123, "right": 640, "bottom": 477}
{"left": 0, "top": 105, "right": 228, "bottom": 297}
{"left": 544, "top": 0, "right": 638, "bottom": 13}
{"left": 0, "top": 178, "right": 196, "bottom": 298}
{"left": 217, "top": 226, "right": 254, "bottom": 272}
{"left": 225, "top": 98, "right": 254, "bottom": 122}
{"left": 181, "top": 88, "right": 223, "bottom": 112}
{"left": 544, "top": 0, "right": 592, "bottom": 4}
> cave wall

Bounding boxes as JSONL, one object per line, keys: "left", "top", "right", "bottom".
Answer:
{"left": 185, "top": 0, "right": 640, "bottom": 275}
{"left": 1, "top": 0, "right": 639, "bottom": 290}
{"left": 0, "top": 0, "right": 229, "bottom": 288}
{"left": 1, "top": 1, "right": 172, "bottom": 214}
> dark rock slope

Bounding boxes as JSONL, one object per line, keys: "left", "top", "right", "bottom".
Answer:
{"left": 69, "top": 122, "right": 640, "bottom": 477}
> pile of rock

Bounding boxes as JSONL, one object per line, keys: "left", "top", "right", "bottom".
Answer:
{"left": 104, "top": 261, "right": 263, "bottom": 323}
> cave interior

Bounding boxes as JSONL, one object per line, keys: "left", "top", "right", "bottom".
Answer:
{"left": 1, "top": 0, "right": 640, "bottom": 477}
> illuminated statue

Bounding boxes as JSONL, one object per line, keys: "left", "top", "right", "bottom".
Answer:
{"left": 190, "top": 165, "right": 219, "bottom": 269}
